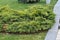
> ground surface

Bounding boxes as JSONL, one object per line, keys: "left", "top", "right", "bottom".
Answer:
{"left": 0, "top": 0, "right": 57, "bottom": 10}
{"left": 56, "top": 29, "right": 60, "bottom": 40}
{"left": 0, "top": 0, "right": 46, "bottom": 10}
{"left": 45, "top": 0, "right": 60, "bottom": 40}
{"left": 0, "top": 32, "right": 47, "bottom": 40}
{"left": 55, "top": 1, "right": 60, "bottom": 40}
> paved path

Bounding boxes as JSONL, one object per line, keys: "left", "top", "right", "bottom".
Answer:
{"left": 54, "top": 0, "right": 60, "bottom": 40}
{"left": 56, "top": 29, "right": 60, "bottom": 40}
{"left": 45, "top": 0, "right": 60, "bottom": 40}
{"left": 54, "top": 0, "right": 60, "bottom": 25}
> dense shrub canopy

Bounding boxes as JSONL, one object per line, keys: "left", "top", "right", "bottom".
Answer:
{"left": 0, "top": 5, "right": 55, "bottom": 33}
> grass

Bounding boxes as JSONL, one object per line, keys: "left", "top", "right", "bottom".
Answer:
{"left": 0, "top": 32, "right": 47, "bottom": 40}
{"left": 50, "top": 0, "right": 58, "bottom": 8}
{"left": 0, "top": 0, "right": 58, "bottom": 40}
{"left": 0, "top": 0, "right": 46, "bottom": 10}
{"left": 0, "top": 0, "right": 57, "bottom": 10}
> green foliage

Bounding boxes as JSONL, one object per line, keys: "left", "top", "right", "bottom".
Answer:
{"left": 0, "top": 5, "right": 55, "bottom": 33}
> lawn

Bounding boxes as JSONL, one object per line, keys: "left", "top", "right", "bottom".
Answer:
{"left": 0, "top": 0, "right": 57, "bottom": 40}
{"left": 0, "top": 0, "right": 46, "bottom": 10}
{"left": 0, "top": 0, "right": 57, "bottom": 10}
{"left": 0, "top": 32, "right": 47, "bottom": 40}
